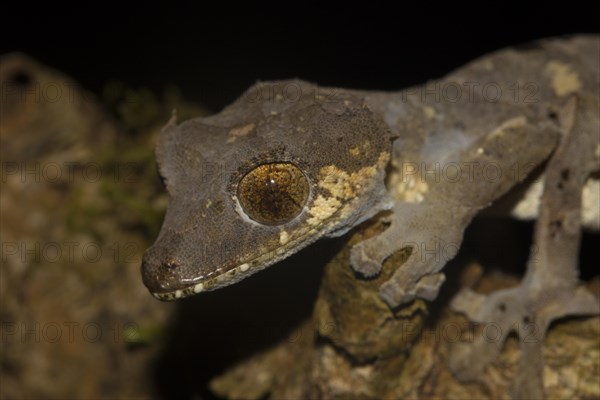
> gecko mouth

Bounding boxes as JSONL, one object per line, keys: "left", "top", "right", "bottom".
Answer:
{"left": 150, "top": 261, "right": 253, "bottom": 301}
{"left": 148, "top": 224, "right": 327, "bottom": 301}
{"left": 146, "top": 181, "right": 391, "bottom": 301}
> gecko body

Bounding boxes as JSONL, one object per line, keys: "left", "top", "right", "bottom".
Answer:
{"left": 142, "top": 35, "right": 599, "bottom": 397}
{"left": 143, "top": 35, "right": 597, "bottom": 306}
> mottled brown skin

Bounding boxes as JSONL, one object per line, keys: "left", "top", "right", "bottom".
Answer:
{"left": 142, "top": 35, "right": 599, "bottom": 397}
{"left": 143, "top": 35, "right": 597, "bottom": 303}
{"left": 142, "top": 87, "right": 392, "bottom": 299}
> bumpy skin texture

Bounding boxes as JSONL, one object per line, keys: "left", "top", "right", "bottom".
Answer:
{"left": 143, "top": 35, "right": 597, "bottom": 303}
{"left": 142, "top": 84, "right": 393, "bottom": 299}
{"left": 350, "top": 36, "right": 599, "bottom": 307}
{"left": 143, "top": 35, "right": 599, "bottom": 398}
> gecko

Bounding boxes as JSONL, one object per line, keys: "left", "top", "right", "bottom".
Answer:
{"left": 142, "top": 35, "right": 599, "bottom": 395}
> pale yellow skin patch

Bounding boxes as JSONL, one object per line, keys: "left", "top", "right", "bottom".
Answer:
{"left": 306, "top": 195, "right": 342, "bottom": 226}
{"left": 582, "top": 179, "right": 599, "bottom": 230}
{"left": 239, "top": 263, "right": 250, "bottom": 272}
{"left": 307, "top": 152, "right": 390, "bottom": 226}
{"left": 226, "top": 123, "right": 256, "bottom": 143}
{"left": 481, "top": 59, "right": 494, "bottom": 71}
{"left": 320, "top": 152, "right": 388, "bottom": 198}
{"left": 389, "top": 171, "right": 429, "bottom": 203}
{"left": 193, "top": 283, "right": 204, "bottom": 293}
{"left": 490, "top": 116, "right": 527, "bottom": 137}
{"left": 545, "top": 61, "right": 582, "bottom": 97}
{"left": 423, "top": 106, "right": 436, "bottom": 119}
{"left": 386, "top": 156, "right": 429, "bottom": 203}
{"left": 279, "top": 230, "right": 290, "bottom": 245}
{"left": 349, "top": 141, "right": 373, "bottom": 157}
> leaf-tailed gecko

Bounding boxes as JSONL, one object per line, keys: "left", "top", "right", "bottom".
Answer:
{"left": 142, "top": 35, "right": 599, "bottom": 394}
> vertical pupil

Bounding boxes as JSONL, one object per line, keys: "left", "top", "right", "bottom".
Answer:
{"left": 238, "top": 162, "right": 309, "bottom": 225}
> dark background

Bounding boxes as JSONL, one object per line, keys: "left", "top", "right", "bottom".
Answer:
{"left": 2, "top": 3, "right": 598, "bottom": 113}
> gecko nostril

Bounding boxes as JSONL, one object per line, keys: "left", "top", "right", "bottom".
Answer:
{"left": 164, "top": 259, "right": 180, "bottom": 270}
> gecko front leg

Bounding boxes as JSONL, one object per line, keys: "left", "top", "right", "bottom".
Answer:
{"left": 351, "top": 116, "right": 560, "bottom": 308}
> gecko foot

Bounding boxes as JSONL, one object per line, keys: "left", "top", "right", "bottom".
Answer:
{"left": 380, "top": 272, "right": 446, "bottom": 308}
{"left": 349, "top": 242, "right": 384, "bottom": 277}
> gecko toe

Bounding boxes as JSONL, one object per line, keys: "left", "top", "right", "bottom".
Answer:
{"left": 350, "top": 244, "right": 383, "bottom": 277}
{"left": 379, "top": 280, "right": 411, "bottom": 309}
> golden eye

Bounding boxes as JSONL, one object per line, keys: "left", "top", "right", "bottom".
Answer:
{"left": 237, "top": 162, "right": 309, "bottom": 225}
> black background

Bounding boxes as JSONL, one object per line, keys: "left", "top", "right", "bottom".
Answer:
{"left": 3, "top": 3, "right": 597, "bottom": 112}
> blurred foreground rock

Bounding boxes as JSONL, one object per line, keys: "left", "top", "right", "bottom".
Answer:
{"left": 0, "top": 53, "right": 204, "bottom": 399}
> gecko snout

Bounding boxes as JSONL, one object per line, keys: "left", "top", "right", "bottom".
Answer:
{"left": 141, "top": 247, "right": 186, "bottom": 294}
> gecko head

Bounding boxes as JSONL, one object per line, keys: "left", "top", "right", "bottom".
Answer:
{"left": 142, "top": 80, "right": 392, "bottom": 300}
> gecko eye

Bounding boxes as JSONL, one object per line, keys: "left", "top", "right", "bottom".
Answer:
{"left": 237, "top": 162, "right": 309, "bottom": 225}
